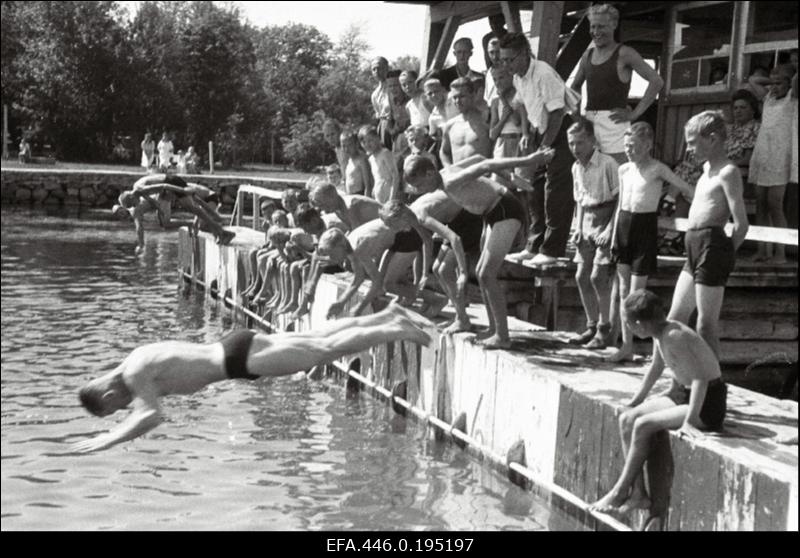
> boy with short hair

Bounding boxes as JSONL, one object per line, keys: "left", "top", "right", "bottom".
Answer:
{"left": 591, "top": 289, "right": 727, "bottom": 514}
{"left": 608, "top": 122, "right": 694, "bottom": 362}
{"left": 440, "top": 77, "right": 492, "bottom": 167}
{"left": 404, "top": 125, "right": 438, "bottom": 169}
{"left": 359, "top": 125, "right": 400, "bottom": 204}
{"left": 400, "top": 69, "right": 431, "bottom": 128}
{"left": 425, "top": 78, "right": 458, "bottom": 144}
{"left": 666, "top": 110, "right": 749, "bottom": 358}
{"left": 326, "top": 163, "right": 343, "bottom": 191}
{"left": 340, "top": 131, "right": 373, "bottom": 196}
{"left": 489, "top": 66, "right": 531, "bottom": 179}
{"left": 567, "top": 120, "right": 619, "bottom": 349}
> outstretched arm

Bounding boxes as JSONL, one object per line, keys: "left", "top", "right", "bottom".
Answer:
{"left": 424, "top": 215, "right": 469, "bottom": 297}
{"left": 627, "top": 343, "right": 666, "bottom": 407}
{"left": 328, "top": 254, "right": 367, "bottom": 318}
{"left": 349, "top": 255, "right": 385, "bottom": 317}
{"left": 73, "top": 381, "right": 162, "bottom": 453}
{"left": 446, "top": 147, "right": 555, "bottom": 190}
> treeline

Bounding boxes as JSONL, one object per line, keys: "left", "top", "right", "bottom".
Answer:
{"left": 1, "top": 1, "right": 417, "bottom": 170}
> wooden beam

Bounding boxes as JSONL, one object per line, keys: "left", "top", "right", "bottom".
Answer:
{"left": 530, "top": 1, "right": 565, "bottom": 65}
{"left": 555, "top": 14, "right": 590, "bottom": 80}
{"left": 429, "top": 15, "right": 462, "bottom": 71}
{"left": 500, "top": 1, "right": 522, "bottom": 33}
{"left": 658, "top": 217, "right": 799, "bottom": 246}
{"left": 430, "top": 1, "right": 502, "bottom": 25}
{"left": 729, "top": 1, "right": 750, "bottom": 87}
{"left": 420, "top": 7, "right": 443, "bottom": 72}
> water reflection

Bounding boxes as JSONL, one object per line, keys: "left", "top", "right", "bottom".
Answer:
{"left": 1, "top": 208, "right": 582, "bottom": 531}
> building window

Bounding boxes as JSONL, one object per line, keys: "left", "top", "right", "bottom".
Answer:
{"left": 742, "top": 2, "right": 798, "bottom": 81}
{"left": 669, "top": 2, "right": 735, "bottom": 91}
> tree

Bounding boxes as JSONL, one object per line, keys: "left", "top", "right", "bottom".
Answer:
{"left": 316, "top": 24, "right": 374, "bottom": 131}
{"left": 282, "top": 110, "right": 331, "bottom": 172}
{"left": 392, "top": 55, "right": 422, "bottom": 73}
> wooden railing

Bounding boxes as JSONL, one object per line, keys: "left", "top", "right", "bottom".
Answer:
{"left": 658, "top": 217, "right": 798, "bottom": 247}
{"left": 230, "top": 183, "right": 293, "bottom": 229}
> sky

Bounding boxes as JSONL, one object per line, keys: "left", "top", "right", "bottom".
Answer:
{"left": 120, "top": 1, "right": 527, "bottom": 71}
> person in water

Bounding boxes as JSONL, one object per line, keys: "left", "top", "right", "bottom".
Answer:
{"left": 73, "top": 304, "right": 433, "bottom": 453}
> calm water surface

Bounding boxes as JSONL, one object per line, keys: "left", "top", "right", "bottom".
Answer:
{"left": 1, "top": 208, "right": 582, "bottom": 531}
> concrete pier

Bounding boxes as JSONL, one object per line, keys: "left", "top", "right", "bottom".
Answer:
{"left": 180, "top": 229, "right": 798, "bottom": 531}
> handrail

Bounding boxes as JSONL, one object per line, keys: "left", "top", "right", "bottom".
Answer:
{"left": 658, "top": 217, "right": 798, "bottom": 246}
{"left": 230, "top": 183, "right": 287, "bottom": 228}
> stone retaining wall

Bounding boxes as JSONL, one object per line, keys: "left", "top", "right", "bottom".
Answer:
{"left": 0, "top": 168, "right": 304, "bottom": 210}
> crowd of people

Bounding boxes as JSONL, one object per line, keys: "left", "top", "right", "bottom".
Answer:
{"left": 141, "top": 131, "right": 201, "bottom": 174}
{"left": 79, "top": 6, "right": 797, "bottom": 520}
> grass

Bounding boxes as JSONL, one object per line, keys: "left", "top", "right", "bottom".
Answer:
{"left": 1, "top": 159, "right": 318, "bottom": 182}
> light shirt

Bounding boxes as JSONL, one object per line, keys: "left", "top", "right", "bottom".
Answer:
{"left": 512, "top": 58, "right": 566, "bottom": 135}
{"left": 572, "top": 149, "right": 619, "bottom": 207}
{"left": 484, "top": 69, "right": 498, "bottom": 104}
{"left": 406, "top": 96, "right": 431, "bottom": 128}
{"left": 369, "top": 148, "right": 399, "bottom": 204}
{"left": 371, "top": 83, "right": 390, "bottom": 120}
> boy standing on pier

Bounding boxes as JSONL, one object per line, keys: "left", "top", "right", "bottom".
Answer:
{"left": 591, "top": 289, "right": 727, "bottom": 514}
{"left": 566, "top": 120, "right": 619, "bottom": 349}
{"left": 665, "top": 111, "right": 749, "bottom": 358}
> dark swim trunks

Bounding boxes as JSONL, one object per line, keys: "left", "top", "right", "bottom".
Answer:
{"left": 219, "top": 329, "right": 259, "bottom": 380}
{"left": 615, "top": 210, "right": 657, "bottom": 276}
{"left": 483, "top": 189, "right": 526, "bottom": 227}
{"left": 445, "top": 209, "right": 484, "bottom": 255}
{"left": 682, "top": 226, "right": 735, "bottom": 287}
{"left": 164, "top": 175, "right": 189, "bottom": 189}
{"left": 203, "top": 192, "right": 220, "bottom": 205}
{"left": 663, "top": 377, "right": 727, "bottom": 431}
{"left": 391, "top": 228, "right": 423, "bottom": 253}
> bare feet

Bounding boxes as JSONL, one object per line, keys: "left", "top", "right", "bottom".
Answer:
{"left": 390, "top": 302, "right": 435, "bottom": 331}
{"left": 480, "top": 335, "right": 511, "bottom": 350}
{"left": 617, "top": 493, "right": 651, "bottom": 515}
{"left": 606, "top": 346, "right": 635, "bottom": 363}
{"left": 474, "top": 328, "right": 495, "bottom": 341}
{"left": 443, "top": 318, "right": 471, "bottom": 335}
{"left": 589, "top": 490, "right": 627, "bottom": 514}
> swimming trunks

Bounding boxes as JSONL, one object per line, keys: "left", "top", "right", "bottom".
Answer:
{"left": 203, "top": 192, "right": 220, "bottom": 205}
{"left": 219, "top": 329, "right": 259, "bottom": 380}
{"left": 614, "top": 210, "right": 657, "bottom": 276}
{"left": 663, "top": 377, "right": 727, "bottom": 431}
{"left": 682, "top": 227, "right": 735, "bottom": 287}
{"left": 163, "top": 175, "right": 189, "bottom": 189}
{"left": 445, "top": 209, "right": 484, "bottom": 255}
{"left": 390, "top": 229, "right": 423, "bottom": 253}
{"left": 483, "top": 189, "right": 526, "bottom": 227}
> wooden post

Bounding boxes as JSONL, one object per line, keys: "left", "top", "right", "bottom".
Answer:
{"left": 530, "top": 1, "right": 564, "bottom": 65}
{"left": 208, "top": 141, "right": 214, "bottom": 174}
{"left": 500, "top": 1, "right": 522, "bottom": 33}
{"left": 729, "top": 2, "right": 750, "bottom": 87}
{"left": 270, "top": 132, "right": 275, "bottom": 166}
{"left": 430, "top": 15, "right": 461, "bottom": 71}
{"left": 2, "top": 104, "right": 8, "bottom": 160}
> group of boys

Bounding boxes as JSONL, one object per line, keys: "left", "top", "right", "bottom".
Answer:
{"left": 82, "top": 8, "right": 766, "bottom": 526}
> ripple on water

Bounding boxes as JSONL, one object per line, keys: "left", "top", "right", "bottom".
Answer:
{"left": 1, "top": 209, "right": 582, "bottom": 532}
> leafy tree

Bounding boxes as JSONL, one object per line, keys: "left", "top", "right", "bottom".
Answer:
{"left": 282, "top": 110, "right": 331, "bottom": 172}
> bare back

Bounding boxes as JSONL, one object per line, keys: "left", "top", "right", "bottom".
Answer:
{"left": 443, "top": 171, "right": 504, "bottom": 215}
{"left": 349, "top": 219, "right": 396, "bottom": 262}
{"left": 655, "top": 322, "right": 722, "bottom": 387}
{"left": 410, "top": 190, "right": 462, "bottom": 224}
{"left": 122, "top": 341, "right": 225, "bottom": 397}
{"left": 343, "top": 195, "right": 382, "bottom": 228}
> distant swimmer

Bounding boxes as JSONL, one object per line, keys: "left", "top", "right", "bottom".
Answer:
{"left": 112, "top": 173, "right": 234, "bottom": 251}
{"left": 73, "top": 304, "right": 433, "bottom": 453}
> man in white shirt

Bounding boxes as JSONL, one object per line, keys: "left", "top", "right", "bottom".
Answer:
{"left": 371, "top": 57, "right": 392, "bottom": 149}
{"left": 500, "top": 32, "right": 575, "bottom": 266}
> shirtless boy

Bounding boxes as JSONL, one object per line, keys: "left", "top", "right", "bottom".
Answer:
{"left": 113, "top": 173, "right": 233, "bottom": 250}
{"left": 440, "top": 78, "right": 492, "bottom": 167}
{"left": 309, "top": 217, "right": 434, "bottom": 319}
{"left": 666, "top": 111, "right": 748, "bottom": 357}
{"left": 73, "top": 304, "right": 433, "bottom": 453}
{"left": 309, "top": 181, "right": 381, "bottom": 232}
{"left": 403, "top": 147, "right": 554, "bottom": 349}
{"left": 608, "top": 123, "right": 693, "bottom": 361}
{"left": 591, "top": 289, "right": 727, "bottom": 514}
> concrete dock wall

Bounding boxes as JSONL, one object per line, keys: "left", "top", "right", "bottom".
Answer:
{"left": 185, "top": 230, "right": 798, "bottom": 531}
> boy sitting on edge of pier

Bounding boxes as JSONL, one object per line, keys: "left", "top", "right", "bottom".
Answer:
{"left": 566, "top": 119, "right": 619, "bottom": 349}
{"left": 590, "top": 289, "right": 727, "bottom": 515}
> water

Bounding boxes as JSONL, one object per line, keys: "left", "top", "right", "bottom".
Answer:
{"left": 1, "top": 208, "right": 583, "bottom": 531}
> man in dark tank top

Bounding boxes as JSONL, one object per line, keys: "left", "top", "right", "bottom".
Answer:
{"left": 570, "top": 4, "right": 664, "bottom": 163}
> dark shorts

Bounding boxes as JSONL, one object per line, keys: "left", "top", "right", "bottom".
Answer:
{"left": 615, "top": 210, "right": 657, "bottom": 276}
{"left": 446, "top": 209, "right": 484, "bottom": 255}
{"left": 220, "top": 329, "right": 259, "bottom": 380}
{"left": 682, "top": 227, "right": 735, "bottom": 287}
{"left": 391, "top": 229, "right": 423, "bottom": 253}
{"left": 483, "top": 189, "right": 526, "bottom": 227}
{"left": 663, "top": 377, "right": 727, "bottom": 431}
{"left": 164, "top": 175, "right": 189, "bottom": 189}
{"left": 203, "top": 192, "right": 220, "bottom": 205}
